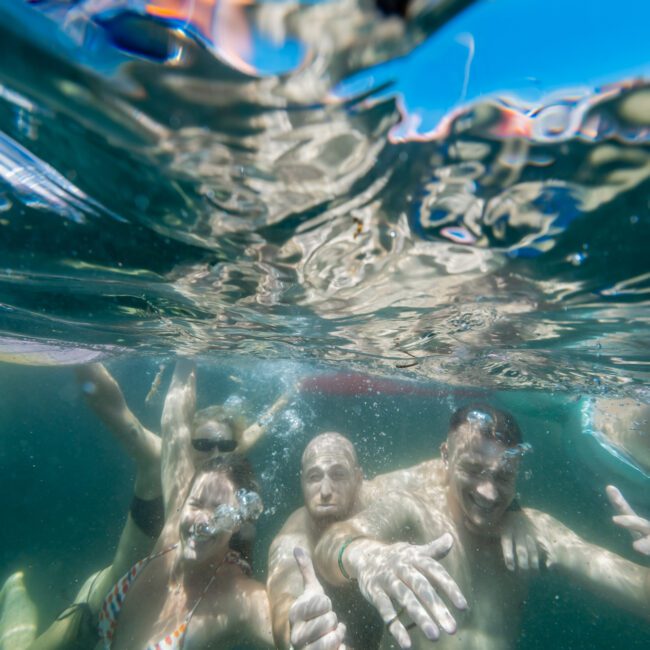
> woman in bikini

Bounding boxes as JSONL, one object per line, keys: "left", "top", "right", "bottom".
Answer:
{"left": 0, "top": 358, "right": 289, "bottom": 649}
{"left": 99, "top": 453, "right": 274, "bottom": 649}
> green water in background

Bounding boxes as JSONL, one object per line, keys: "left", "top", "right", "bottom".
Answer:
{"left": 1, "top": 358, "right": 648, "bottom": 649}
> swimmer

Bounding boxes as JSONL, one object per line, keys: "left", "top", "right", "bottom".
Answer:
{"left": 315, "top": 405, "right": 650, "bottom": 650}
{"left": 0, "top": 364, "right": 166, "bottom": 650}
{"left": 606, "top": 485, "right": 650, "bottom": 556}
{"left": 98, "top": 455, "right": 274, "bottom": 649}
{"left": 160, "top": 358, "right": 291, "bottom": 552}
{"left": 268, "top": 432, "right": 388, "bottom": 649}
{"left": 0, "top": 359, "right": 290, "bottom": 650}
{"left": 268, "top": 426, "right": 537, "bottom": 649}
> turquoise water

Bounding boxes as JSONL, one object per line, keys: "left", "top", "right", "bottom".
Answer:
{"left": 1, "top": 1, "right": 649, "bottom": 648}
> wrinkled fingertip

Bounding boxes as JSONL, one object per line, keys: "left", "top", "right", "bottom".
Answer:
{"left": 423, "top": 623, "right": 440, "bottom": 641}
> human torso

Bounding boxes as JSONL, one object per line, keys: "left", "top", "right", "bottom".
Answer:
{"left": 382, "top": 487, "right": 528, "bottom": 650}
{"left": 103, "top": 546, "right": 255, "bottom": 650}
{"left": 364, "top": 459, "right": 445, "bottom": 502}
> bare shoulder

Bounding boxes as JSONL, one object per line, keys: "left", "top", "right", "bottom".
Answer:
{"left": 368, "top": 458, "right": 445, "bottom": 496}
{"left": 269, "top": 508, "right": 311, "bottom": 551}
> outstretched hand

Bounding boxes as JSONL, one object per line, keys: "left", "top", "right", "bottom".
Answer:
{"left": 351, "top": 534, "right": 467, "bottom": 649}
{"left": 606, "top": 485, "right": 650, "bottom": 556}
{"left": 289, "top": 547, "right": 347, "bottom": 650}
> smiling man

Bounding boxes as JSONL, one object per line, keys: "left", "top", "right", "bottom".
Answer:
{"left": 314, "top": 405, "right": 650, "bottom": 650}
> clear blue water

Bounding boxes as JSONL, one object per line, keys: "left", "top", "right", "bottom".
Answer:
{"left": 0, "top": 1, "right": 649, "bottom": 648}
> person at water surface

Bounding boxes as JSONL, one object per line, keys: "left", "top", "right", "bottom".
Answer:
{"left": 315, "top": 405, "right": 650, "bottom": 649}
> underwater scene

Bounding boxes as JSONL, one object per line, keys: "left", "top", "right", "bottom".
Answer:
{"left": 0, "top": 1, "right": 649, "bottom": 649}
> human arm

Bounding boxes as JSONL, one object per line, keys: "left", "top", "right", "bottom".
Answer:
{"left": 267, "top": 511, "right": 314, "bottom": 648}
{"left": 76, "top": 363, "right": 161, "bottom": 497}
{"left": 314, "top": 493, "right": 467, "bottom": 649}
{"left": 526, "top": 508, "right": 650, "bottom": 620}
{"left": 288, "top": 547, "right": 347, "bottom": 650}
{"left": 237, "top": 390, "right": 292, "bottom": 454}
{"left": 606, "top": 485, "right": 650, "bottom": 556}
{"left": 160, "top": 358, "right": 196, "bottom": 527}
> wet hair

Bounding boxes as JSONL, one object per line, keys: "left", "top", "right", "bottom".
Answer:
{"left": 192, "top": 404, "right": 247, "bottom": 440}
{"left": 186, "top": 454, "right": 260, "bottom": 562}
{"left": 448, "top": 404, "right": 523, "bottom": 448}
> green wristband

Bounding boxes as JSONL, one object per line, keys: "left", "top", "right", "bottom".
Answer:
{"left": 338, "top": 536, "right": 365, "bottom": 581}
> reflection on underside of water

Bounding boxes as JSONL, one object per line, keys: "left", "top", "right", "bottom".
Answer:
{"left": 0, "top": 0, "right": 647, "bottom": 399}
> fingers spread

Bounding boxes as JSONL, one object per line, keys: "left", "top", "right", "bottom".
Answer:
{"left": 606, "top": 485, "right": 636, "bottom": 516}
{"left": 612, "top": 515, "right": 650, "bottom": 538}
{"left": 397, "top": 563, "right": 456, "bottom": 635}
{"left": 365, "top": 590, "right": 412, "bottom": 649}
{"left": 416, "top": 557, "right": 468, "bottom": 611}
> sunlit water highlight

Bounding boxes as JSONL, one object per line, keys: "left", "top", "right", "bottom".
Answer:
{"left": 0, "top": 3, "right": 649, "bottom": 647}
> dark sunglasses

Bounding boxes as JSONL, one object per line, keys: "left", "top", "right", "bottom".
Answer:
{"left": 191, "top": 438, "right": 238, "bottom": 453}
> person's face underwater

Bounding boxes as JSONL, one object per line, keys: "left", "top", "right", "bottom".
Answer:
{"left": 179, "top": 472, "right": 237, "bottom": 563}
{"left": 191, "top": 418, "right": 237, "bottom": 463}
{"left": 445, "top": 425, "right": 519, "bottom": 535}
{"left": 301, "top": 449, "right": 361, "bottom": 523}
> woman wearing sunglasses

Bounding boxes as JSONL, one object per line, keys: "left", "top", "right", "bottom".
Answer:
{"left": 1, "top": 359, "right": 290, "bottom": 650}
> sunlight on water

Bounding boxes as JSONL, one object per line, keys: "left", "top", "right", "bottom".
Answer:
{"left": 0, "top": 2, "right": 649, "bottom": 649}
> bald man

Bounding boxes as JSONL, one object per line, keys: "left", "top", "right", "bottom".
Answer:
{"left": 267, "top": 432, "right": 462, "bottom": 649}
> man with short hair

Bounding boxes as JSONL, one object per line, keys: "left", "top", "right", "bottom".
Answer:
{"left": 315, "top": 405, "right": 650, "bottom": 650}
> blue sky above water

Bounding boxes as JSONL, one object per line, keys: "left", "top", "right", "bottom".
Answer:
{"left": 332, "top": 0, "right": 650, "bottom": 132}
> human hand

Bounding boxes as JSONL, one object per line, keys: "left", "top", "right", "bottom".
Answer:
{"left": 289, "top": 547, "right": 347, "bottom": 650}
{"left": 606, "top": 485, "right": 650, "bottom": 556}
{"left": 500, "top": 511, "right": 540, "bottom": 571}
{"left": 349, "top": 534, "right": 467, "bottom": 649}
